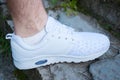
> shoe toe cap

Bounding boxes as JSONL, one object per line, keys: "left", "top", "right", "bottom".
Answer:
{"left": 69, "top": 33, "right": 110, "bottom": 57}
{"left": 82, "top": 33, "right": 110, "bottom": 56}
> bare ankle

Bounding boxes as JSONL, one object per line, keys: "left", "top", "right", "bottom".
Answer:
{"left": 7, "top": 0, "right": 48, "bottom": 37}
{"left": 14, "top": 15, "right": 48, "bottom": 37}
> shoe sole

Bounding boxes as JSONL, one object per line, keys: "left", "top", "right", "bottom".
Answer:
{"left": 13, "top": 47, "right": 109, "bottom": 70}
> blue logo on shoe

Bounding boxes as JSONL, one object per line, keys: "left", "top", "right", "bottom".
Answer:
{"left": 35, "top": 59, "right": 48, "bottom": 65}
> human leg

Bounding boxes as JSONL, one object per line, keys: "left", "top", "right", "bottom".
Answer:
{"left": 7, "top": 0, "right": 47, "bottom": 37}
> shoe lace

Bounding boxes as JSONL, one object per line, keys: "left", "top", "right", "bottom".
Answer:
{"left": 55, "top": 20, "right": 74, "bottom": 35}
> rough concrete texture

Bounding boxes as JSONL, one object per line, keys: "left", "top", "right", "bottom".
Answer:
{"left": 77, "top": 0, "right": 120, "bottom": 37}
{"left": 38, "top": 62, "right": 92, "bottom": 80}
{"left": 77, "top": 0, "right": 120, "bottom": 25}
{"left": 0, "top": 55, "right": 17, "bottom": 80}
{"left": 90, "top": 54, "right": 120, "bottom": 80}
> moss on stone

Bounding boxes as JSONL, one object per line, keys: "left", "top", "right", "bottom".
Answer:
{"left": 14, "top": 69, "right": 29, "bottom": 80}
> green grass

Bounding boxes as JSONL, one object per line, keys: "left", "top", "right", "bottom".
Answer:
{"left": 14, "top": 69, "right": 29, "bottom": 80}
{"left": 0, "top": 13, "right": 11, "bottom": 56}
{"left": 49, "top": 0, "right": 78, "bottom": 15}
{"left": 0, "top": 30, "right": 11, "bottom": 56}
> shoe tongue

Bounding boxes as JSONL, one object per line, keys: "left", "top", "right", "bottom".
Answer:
{"left": 45, "top": 16, "right": 61, "bottom": 32}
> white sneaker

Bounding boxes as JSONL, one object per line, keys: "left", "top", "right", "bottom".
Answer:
{"left": 6, "top": 17, "right": 110, "bottom": 70}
